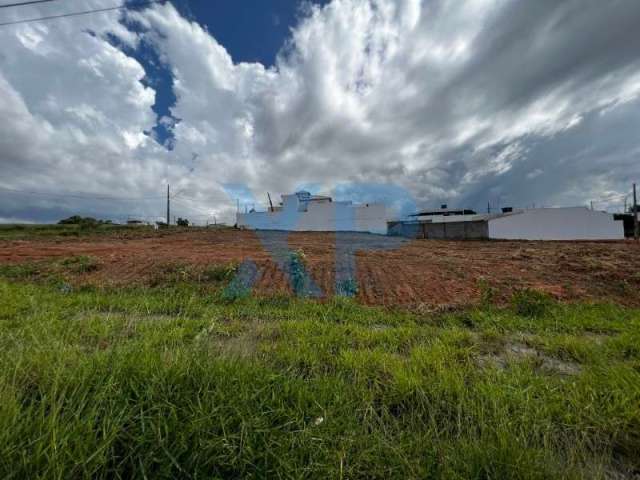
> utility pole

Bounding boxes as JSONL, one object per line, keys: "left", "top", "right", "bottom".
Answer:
{"left": 634, "top": 183, "right": 638, "bottom": 241}
{"left": 166, "top": 184, "right": 170, "bottom": 226}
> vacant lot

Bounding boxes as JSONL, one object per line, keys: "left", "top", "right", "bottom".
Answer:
{"left": 1, "top": 225, "right": 639, "bottom": 478}
{"left": 1, "top": 227, "right": 639, "bottom": 306}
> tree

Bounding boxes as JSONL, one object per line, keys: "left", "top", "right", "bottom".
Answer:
{"left": 176, "top": 217, "right": 190, "bottom": 227}
{"left": 58, "top": 216, "right": 108, "bottom": 228}
{"left": 58, "top": 215, "right": 83, "bottom": 225}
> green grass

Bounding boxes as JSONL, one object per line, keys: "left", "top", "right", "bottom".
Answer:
{"left": 0, "top": 256, "right": 102, "bottom": 285}
{"left": 0, "top": 279, "right": 639, "bottom": 478}
{"left": 0, "top": 223, "right": 157, "bottom": 240}
{"left": 0, "top": 224, "right": 235, "bottom": 241}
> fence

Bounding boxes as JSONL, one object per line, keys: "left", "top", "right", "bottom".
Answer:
{"left": 387, "top": 220, "right": 488, "bottom": 239}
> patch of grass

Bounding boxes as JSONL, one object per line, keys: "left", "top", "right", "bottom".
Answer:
{"left": 220, "top": 261, "right": 257, "bottom": 302}
{"left": 287, "top": 249, "right": 311, "bottom": 296}
{"left": 60, "top": 255, "right": 101, "bottom": 273}
{"left": 0, "top": 223, "right": 157, "bottom": 240}
{"left": 511, "top": 288, "right": 555, "bottom": 318}
{"left": 149, "top": 262, "right": 239, "bottom": 288}
{"left": 477, "top": 277, "right": 497, "bottom": 305}
{"left": 0, "top": 279, "right": 639, "bottom": 478}
{"left": 201, "top": 262, "right": 238, "bottom": 282}
{"left": 0, "top": 262, "right": 41, "bottom": 280}
{"left": 336, "top": 277, "right": 359, "bottom": 297}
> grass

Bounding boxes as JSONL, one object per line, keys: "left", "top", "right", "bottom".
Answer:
{"left": 0, "top": 223, "right": 229, "bottom": 241}
{"left": 0, "top": 255, "right": 101, "bottom": 285}
{"left": 0, "top": 274, "right": 639, "bottom": 479}
{"left": 0, "top": 223, "right": 151, "bottom": 240}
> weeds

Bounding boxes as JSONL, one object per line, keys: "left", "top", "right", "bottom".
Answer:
{"left": 336, "top": 277, "right": 359, "bottom": 297}
{"left": 285, "top": 249, "right": 321, "bottom": 298}
{"left": 60, "top": 255, "right": 100, "bottom": 273}
{"left": 477, "top": 277, "right": 496, "bottom": 305}
{"left": 221, "top": 261, "right": 258, "bottom": 301}
{"left": 287, "top": 249, "right": 309, "bottom": 296}
{"left": 202, "top": 262, "right": 237, "bottom": 282}
{"left": 0, "top": 262, "right": 41, "bottom": 279}
{"left": 150, "top": 262, "right": 238, "bottom": 287}
{"left": 0, "top": 223, "right": 156, "bottom": 240}
{"left": 511, "top": 288, "right": 555, "bottom": 318}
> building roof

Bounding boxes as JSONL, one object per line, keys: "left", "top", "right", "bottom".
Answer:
{"left": 409, "top": 208, "right": 477, "bottom": 217}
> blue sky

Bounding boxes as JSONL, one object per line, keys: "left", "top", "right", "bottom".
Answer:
{"left": 170, "top": 0, "right": 324, "bottom": 66}
{"left": 123, "top": 0, "right": 327, "bottom": 147}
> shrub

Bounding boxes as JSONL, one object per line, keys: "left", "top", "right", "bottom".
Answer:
{"left": 0, "top": 263, "right": 40, "bottom": 279}
{"left": 202, "top": 263, "right": 237, "bottom": 283}
{"left": 221, "top": 261, "right": 258, "bottom": 301}
{"left": 288, "top": 250, "right": 309, "bottom": 297}
{"left": 60, "top": 255, "right": 100, "bottom": 274}
{"left": 511, "top": 288, "right": 554, "bottom": 318}
{"left": 478, "top": 278, "right": 496, "bottom": 305}
{"left": 58, "top": 216, "right": 108, "bottom": 228}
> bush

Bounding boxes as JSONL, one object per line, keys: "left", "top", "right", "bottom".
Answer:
{"left": 202, "top": 263, "right": 237, "bottom": 283}
{"left": 0, "top": 263, "right": 41, "bottom": 279}
{"left": 288, "top": 250, "right": 310, "bottom": 297}
{"left": 221, "top": 261, "right": 258, "bottom": 301}
{"left": 511, "top": 288, "right": 554, "bottom": 318}
{"left": 60, "top": 255, "right": 100, "bottom": 273}
{"left": 478, "top": 278, "right": 496, "bottom": 305}
{"left": 58, "top": 216, "right": 109, "bottom": 228}
{"left": 177, "top": 217, "right": 190, "bottom": 227}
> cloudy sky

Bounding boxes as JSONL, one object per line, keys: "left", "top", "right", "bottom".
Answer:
{"left": 1, "top": 0, "right": 639, "bottom": 224}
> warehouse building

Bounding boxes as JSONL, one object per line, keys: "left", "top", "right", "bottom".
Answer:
{"left": 388, "top": 205, "right": 624, "bottom": 240}
{"left": 237, "top": 191, "right": 388, "bottom": 234}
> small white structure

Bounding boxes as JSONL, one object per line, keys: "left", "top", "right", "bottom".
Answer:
{"left": 488, "top": 207, "right": 624, "bottom": 240}
{"left": 237, "top": 191, "right": 388, "bottom": 234}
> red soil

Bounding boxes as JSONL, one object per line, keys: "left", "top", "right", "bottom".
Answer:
{"left": 1, "top": 229, "right": 639, "bottom": 306}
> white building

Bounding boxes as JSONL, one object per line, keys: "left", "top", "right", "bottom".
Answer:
{"left": 236, "top": 191, "right": 388, "bottom": 234}
{"left": 487, "top": 207, "right": 624, "bottom": 240}
{"left": 389, "top": 205, "right": 624, "bottom": 240}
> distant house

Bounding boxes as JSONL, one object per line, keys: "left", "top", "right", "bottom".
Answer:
{"left": 389, "top": 206, "right": 624, "bottom": 240}
{"left": 126, "top": 219, "right": 146, "bottom": 226}
{"left": 236, "top": 191, "right": 388, "bottom": 234}
{"left": 487, "top": 207, "right": 623, "bottom": 240}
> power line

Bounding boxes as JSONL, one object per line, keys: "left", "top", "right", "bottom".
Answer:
{"left": 0, "top": 0, "right": 59, "bottom": 9}
{"left": 0, "top": 0, "right": 163, "bottom": 27}
{"left": 171, "top": 199, "right": 213, "bottom": 216}
{"left": 0, "top": 185, "right": 165, "bottom": 201}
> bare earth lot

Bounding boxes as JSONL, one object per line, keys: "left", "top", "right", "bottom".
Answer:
{"left": 1, "top": 229, "right": 639, "bottom": 306}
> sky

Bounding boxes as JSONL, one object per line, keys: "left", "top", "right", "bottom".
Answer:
{"left": 1, "top": 0, "right": 640, "bottom": 224}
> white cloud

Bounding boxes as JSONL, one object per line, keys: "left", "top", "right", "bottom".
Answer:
{"left": 1, "top": 0, "right": 640, "bottom": 224}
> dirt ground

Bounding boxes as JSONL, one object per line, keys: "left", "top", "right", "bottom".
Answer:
{"left": 1, "top": 229, "right": 639, "bottom": 306}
